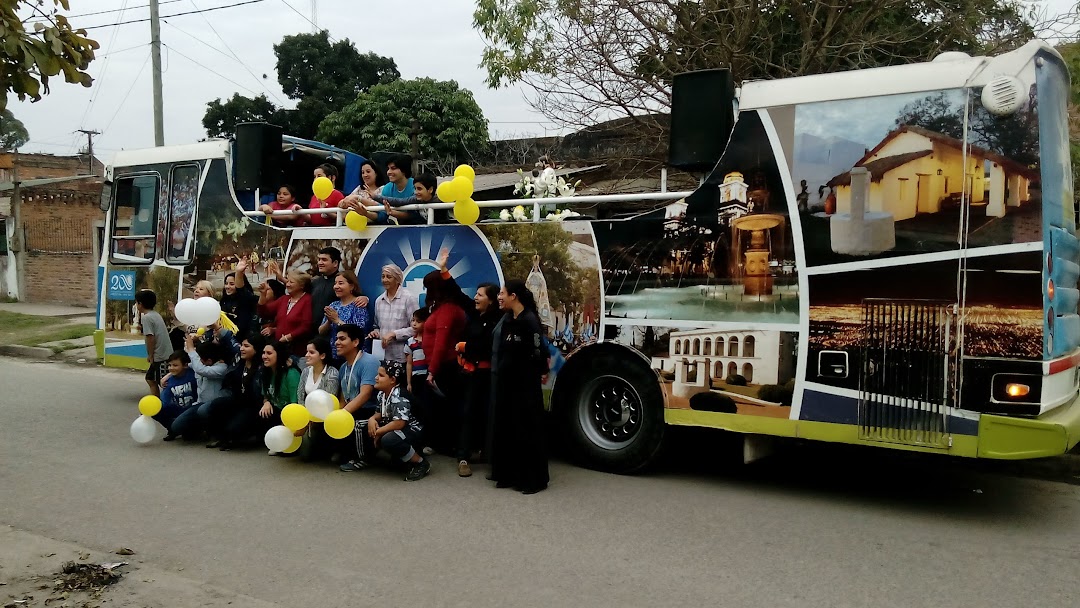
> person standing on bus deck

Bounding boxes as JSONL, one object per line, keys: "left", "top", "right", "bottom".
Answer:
{"left": 309, "top": 164, "right": 345, "bottom": 227}
{"left": 368, "top": 264, "right": 418, "bottom": 363}
{"left": 489, "top": 280, "right": 550, "bottom": 494}
{"left": 258, "top": 269, "right": 313, "bottom": 359}
{"left": 259, "top": 184, "right": 305, "bottom": 227}
{"left": 381, "top": 154, "right": 415, "bottom": 201}
{"left": 136, "top": 289, "right": 173, "bottom": 398}
{"left": 361, "top": 172, "right": 439, "bottom": 225}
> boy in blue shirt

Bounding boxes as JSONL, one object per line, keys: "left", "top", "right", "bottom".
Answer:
{"left": 380, "top": 154, "right": 414, "bottom": 200}
{"left": 335, "top": 323, "right": 381, "bottom": 472}
{"left": 154, "top": 350, "right": 198, "bottom": 441}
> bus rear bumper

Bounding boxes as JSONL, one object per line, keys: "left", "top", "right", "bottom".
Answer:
{"left": 978, "top": 392, "right": 1080, "bottom": 459}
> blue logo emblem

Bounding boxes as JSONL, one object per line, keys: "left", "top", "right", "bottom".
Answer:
{"left": 108, "top": 270, "right": 137, "bottom": 300}
{"left": 355, "top": 226, "right": 502, "bottom": 308}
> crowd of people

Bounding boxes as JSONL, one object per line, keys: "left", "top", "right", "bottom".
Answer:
{"left": 258, "top": 154, "right": 441, "bottom": 228}
{"left": 134, "top": 246, "right": 551, "bottom": 493}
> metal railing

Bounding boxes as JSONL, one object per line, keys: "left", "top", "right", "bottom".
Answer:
{"left": 240, "top": 191, "right": 695, "bottom": 226}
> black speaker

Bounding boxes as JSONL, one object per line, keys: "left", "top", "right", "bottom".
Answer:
{"left": 668, "top": 69, "right": 736, "bottom": 172}
{"left": 234, "top": 122, "right": 283, "bottom": 192}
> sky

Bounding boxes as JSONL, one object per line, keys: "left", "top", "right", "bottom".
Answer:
{"left": 9, "top": 0, "right": 1080, "bottom": 162}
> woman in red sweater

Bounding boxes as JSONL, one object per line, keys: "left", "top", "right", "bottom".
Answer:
{"left": 421, "top": 268, "right": 468, "bottom": 453}
{"left": 258, "top": 270, "right": 313, "bottom": 357}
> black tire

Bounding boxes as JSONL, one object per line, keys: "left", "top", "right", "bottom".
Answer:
{"left": 558, "top": 351, "right": 665, "bottom": 473}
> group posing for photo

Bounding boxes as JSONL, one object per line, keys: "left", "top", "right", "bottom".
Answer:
{"left": 136, "top": 245, "right": 550, "bottom": 493}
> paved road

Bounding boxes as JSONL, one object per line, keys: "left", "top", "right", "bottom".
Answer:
{"left": 2, "top": 357, "right": 1079, "bottom": 608}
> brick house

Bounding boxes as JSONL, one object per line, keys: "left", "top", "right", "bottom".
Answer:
{"left": 0, "top": 153, "right": 105, "bottom": 306}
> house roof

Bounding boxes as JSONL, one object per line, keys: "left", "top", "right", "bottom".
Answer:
{"left": 858, "top": 125, "right": 1037, "bottom": 177}
{"left": 827, "top": 150, "right": 932, "bottom": 187}
{"left": 0, "top": 174, "right": 100, "bottom": 192}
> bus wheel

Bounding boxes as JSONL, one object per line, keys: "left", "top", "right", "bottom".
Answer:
{"left": 564, "top": 356, "right": 664, "bottom": 473}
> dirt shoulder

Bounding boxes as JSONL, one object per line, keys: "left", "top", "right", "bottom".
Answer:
{"left": 0, "top": 526, "right": 275, "bottom": 608}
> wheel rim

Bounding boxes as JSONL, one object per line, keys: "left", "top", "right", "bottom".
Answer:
{"left": 577, "top": 375, "right": 643, "bottom": 450}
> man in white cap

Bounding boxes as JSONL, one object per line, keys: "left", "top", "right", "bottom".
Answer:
{"left": 368, "top": 264, "right": 419, "bottom": 362}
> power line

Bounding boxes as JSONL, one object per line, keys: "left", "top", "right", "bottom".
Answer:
{"left": 181, "top": 0, "right": 285, "bottom": 103}
{"left": 162, "top": 19, "right": 284, "bottom": 102}
{"left": 162, "top": 43, "right": 260, "bottom": 96}
{"left": 102, "top": 53, "right": 152, "bottom": 135}
{"left": 278, "top": 0, "right": 334, "bottom": 42}
{"left": 82, "top": 0, "right": 267, "bottom": 29}
{"left": 80, "top": 0, "right": 129, "bottom": 129}
{"left": 27, "top": 0, "right": 185, "bottom": 22}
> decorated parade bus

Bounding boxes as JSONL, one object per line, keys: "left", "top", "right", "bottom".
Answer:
{"left": 95, "top": 39, "right": 1080, "bottom": 471}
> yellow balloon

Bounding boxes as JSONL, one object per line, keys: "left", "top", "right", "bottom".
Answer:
{"left": 138, "top": 395, "right": 162, "bottom": 417}
{"left": 451, "top": 176, "right": 474, "bottom": 200}
{"left": 454, "top": 164, "right": 476, "bottom": 182}
{"left": 331, "top": 394, "right": 341, "bottom": 410}
{"left": 455, "top": 199, "right": 480, "bottom": 225}
{"left": 283, "top": 435, "right": 303, "bottom": 454}
{"left": 345, "top": 210, "right": 368, "bottom": 231}
{"left": 195, "top": 327, "right": 206, "bottom": 337}
{"left": 436, "top": 180, "right": 459, "bottom": 203}
{"left": 323, "top": 409, "right": 355, "bottom": 440}
{"left": 281, "top": 403, "right": 310, "bottom": 432}
{"left": 312, "top": 176, "right": 334, "bottom": 200}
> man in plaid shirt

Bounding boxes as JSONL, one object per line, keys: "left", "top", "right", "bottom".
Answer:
{"left": 368, "top": 264, "right": 419, "bottom": 362}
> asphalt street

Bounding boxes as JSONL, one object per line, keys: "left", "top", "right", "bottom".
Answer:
{"left": 1, "top": 357, "right": 1079, "bottom": 607}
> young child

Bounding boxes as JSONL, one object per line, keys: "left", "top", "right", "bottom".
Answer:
{"left": 357, "top": 360, "right": 429, "bottom": 481}
{"left": 170, "top": 337, "right": 232, "bottom": 440}
{"left": 136, "top": 289, "right": 173, "bottom": 398}
{"left": 154, "top": 350, "right": 198, "bottom": 441}
{"left": 404, "top": 308, "right": 429, "bottom": 394}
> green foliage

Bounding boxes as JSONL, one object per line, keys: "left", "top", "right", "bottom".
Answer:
{"left": 0, "top": 108, "right": 28, "bottom": 150}
{"left": 202, "top": 31, "right": 399, "bottom": 140}
{"left": 481, "top": 223, "right": 598, "bottom": 314}
{"left": 317, "top": 77, "right": 489, "bottom": 165}
{"left": 0, "top": 0, "right": 98, "bottom": 112}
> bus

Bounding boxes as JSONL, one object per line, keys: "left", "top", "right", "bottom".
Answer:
{"left": 95, "top": 39, "right": 1080, "bottom": 472}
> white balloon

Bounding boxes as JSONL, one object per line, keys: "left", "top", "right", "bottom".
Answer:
{"left": 130, "top": 415, "right": 158, "bottom": 444}
{"left": 264, "top": 425, "right": 294, "bottom": 452}
{"left": 305, "top": 389, "right": 335, "bottom": 421}
{"left": 173, "top": 298, "right": 200, "bottom": 326}
{"left": 192, "top": 297, "right": 221, "bottom": 326}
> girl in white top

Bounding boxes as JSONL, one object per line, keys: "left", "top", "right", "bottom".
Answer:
{"left": 297, "top": 336, "right": 340, "bottom": 404}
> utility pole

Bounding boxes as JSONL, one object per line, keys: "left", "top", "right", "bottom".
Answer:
{"left": 311, "top": 0, "right": 318, "bottom": 32}
{"left": 76, "top": 129, "right": 100, "bottom": 175}
{"left": 149, "top": 0, "right": 164, "bottom": 146}
{"left": 10, "top": 152, "right": 25, "bottom": 301}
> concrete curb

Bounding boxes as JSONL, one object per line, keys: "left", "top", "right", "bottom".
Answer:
{"left": 0, "top": 344, "right": 56, "bottom": 359}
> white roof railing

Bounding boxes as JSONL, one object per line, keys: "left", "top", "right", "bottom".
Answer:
{"left": 240, "top": 190, "right": 695, "bottom": 226}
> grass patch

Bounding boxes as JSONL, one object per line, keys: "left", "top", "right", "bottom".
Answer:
{"left": 0, "top": 310, "right": 54, "bottom": 331}
{"left": 17, "top": 324, "right": 97, "bottom": 347}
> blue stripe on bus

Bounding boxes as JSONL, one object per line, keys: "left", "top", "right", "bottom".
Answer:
{"left": 800, "top": 389, "right": 978, "bottom": 436}
{"left": 96, "top": 266, "right": 104, "bottom": 328}
{"left": 106, "top": 343, "right": 149, "bottom": 358}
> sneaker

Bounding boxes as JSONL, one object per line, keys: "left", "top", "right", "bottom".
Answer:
{"left": 519, "top": 485, "right": 547, "bottom": 495}
{"left": 422, "top": 446, "right": 435, "bottom": 456}
{"left": 218, "top": 442, "right": 233, "bottom": 452}
{"left": 457, "top": 460, "right": 473, "bottom": 477}
{"left": 163, "top": 434, "right": 177, "bottom": 442}
{"left": 339, "top": 459, "right": 370, "bottom": 472}
{"left": 205, "top": 440, "right": 222, "bottom": 449}
{"left": 267, "top": 450, "right": 278, "bottom": 456}
{"left": 405, "top": 458, "right": 431, "bottom": 481}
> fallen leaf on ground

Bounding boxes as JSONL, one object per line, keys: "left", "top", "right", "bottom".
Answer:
{"left": 78, "top": 553, "right": 90, "bottom": 561}
{"left": 113, "top": 548, "right": 135, "bottom": 556}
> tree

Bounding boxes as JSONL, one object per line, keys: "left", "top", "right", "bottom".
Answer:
{"left": 0, "top": 109, "right": 29, "bottom": 150}
{"left": 1, "top": 0, "right": 98, "bottom": 112}
{"left": 317, "top": 78, "right": 489, "bottom": 170}
{"left": 202, "top": 94, "right": 289, "bottom": 140}
{"left": 473, "top": 0, "right": 1049, "bottom": 131}
{"left": 201, "top": 31, "right": 399, "bottom": 140}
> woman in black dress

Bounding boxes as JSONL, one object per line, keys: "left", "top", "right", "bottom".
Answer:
{"left": 454, "top": 282, "right": 500, "bottom": 478}
{"left": 489, "top": 279, "right": 550, "bottom": 494}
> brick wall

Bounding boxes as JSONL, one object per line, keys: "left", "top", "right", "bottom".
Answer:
{"left": 21, "top": 189, "right": 104, "bottom": 307}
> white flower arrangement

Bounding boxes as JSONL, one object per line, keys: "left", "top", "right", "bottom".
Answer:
{"left": 498, "top": 205, "right": 581, "bottom": 223}
{"left": 513, "top": 167, "right": 580, "bottom": 199}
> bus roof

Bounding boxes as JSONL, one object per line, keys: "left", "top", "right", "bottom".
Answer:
{"left": 739, "top": 39, "right": 1059, "bottom": 110}
{"left": 106, "top": 134, "right": 363, "bottom": 171}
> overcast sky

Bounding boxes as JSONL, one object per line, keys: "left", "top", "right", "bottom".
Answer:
{"left": 10, "top": 0, "right": 1079, "bottom": 162}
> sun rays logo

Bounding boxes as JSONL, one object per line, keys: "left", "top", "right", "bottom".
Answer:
{"left": 356, "top": 226, "right": 503, "bottom": 308}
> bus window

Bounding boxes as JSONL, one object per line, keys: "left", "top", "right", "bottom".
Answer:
{"left": 110, "top": 174, "right": 159, "bottom": 264}
{"left": 166, "top": 165, "right": 200, "bottom": 264}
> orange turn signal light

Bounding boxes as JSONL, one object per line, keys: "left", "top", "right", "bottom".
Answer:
{"left": 1048, "top": 279, "right": 1055, "bottom": 300}
{"left": 1005, "top": 383, "right": 1030, "bottom": 398}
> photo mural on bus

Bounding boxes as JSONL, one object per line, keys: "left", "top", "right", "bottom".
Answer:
{"left": 806, "top": 251, "right": 1044, "bottom": 391}
{"left": 606, "top": 323, "right": 797, "bottom": 417}
{"left": 794, "top": 86, "right": 1040, "bottom": 267}
{"left": 167, "top": 165, "right": 201, "bottom": 261}
{"left": 286, "top": 238, "right": 367, "bottom": 278}
{"left": 594, "top": 110, "right": 799, "bottom": 324}
{"left": 478, "top": 221, "right": 601, "bottom": 352}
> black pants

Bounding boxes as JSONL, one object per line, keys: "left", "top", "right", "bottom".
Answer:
{"left": 456, "top": 369, "right": 490, "bottom": 461}
{"left": 428, "top": 368, "right": 463, "bottom": 455}
{"left": 223, "top": 407, "right": 278, "bottom": 443}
